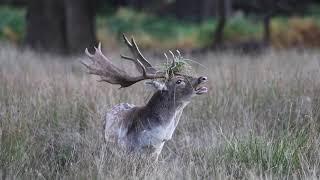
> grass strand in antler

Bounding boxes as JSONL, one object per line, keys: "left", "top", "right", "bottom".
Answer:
{"left": 162, "top": 50, "right": 194, "bottom": 78}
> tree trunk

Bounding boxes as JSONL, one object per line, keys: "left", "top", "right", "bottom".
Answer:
{"left": 64, "top": 0, "right": 97, "bottom": 54}
{"left": 212, "top": 0, "right": 230, "bottom": 48}
{"left": 25, "top": 0, "right": 97, "bottom": 55}
{"left": 263, "top": 14, "right": 271, "bottom": 46}
{"left": 25, "top": 0, "right": 67, "bottom": 54}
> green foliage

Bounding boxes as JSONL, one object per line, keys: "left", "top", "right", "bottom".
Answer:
{"left": 101, "top": 8, "right": 264, "bottom": 48}
{"left": 105, "top": 8, "right": 193, "bottom": 39}
{"left": 305, "top": 3, "right": 320, "bottom": 16}
{"left": 102, "top": 8, "right": 203, "bottom": 48}
{"left": 0, "top": 6, "right": 25, "bottom": 42}
{"left": 197, "top": 20, "right": 216, "bottom": 47}
{"left": 225, "top": 14, "right": 263, "bottom": 40}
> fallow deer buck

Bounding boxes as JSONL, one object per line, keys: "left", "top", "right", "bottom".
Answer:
{"left": 82, "top": 34, "right": 208, "bottom": 160}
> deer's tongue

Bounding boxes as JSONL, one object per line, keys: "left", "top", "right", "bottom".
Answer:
{"left": 195, "top": 87, "right": 208, "bottom": 95}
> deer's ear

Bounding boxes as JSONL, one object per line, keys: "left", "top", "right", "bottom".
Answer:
{"left": 144, "top": 81, "right": 167, "bottom": 91}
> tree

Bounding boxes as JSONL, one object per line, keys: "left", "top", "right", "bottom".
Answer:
{"left": 64, "top": 0, "right": 97, "bottom": 54}
{"left": 211, "top": 0, "right": 232, "bottom": 48}
{"left": 25, "top": 0, "right": 97, "bottom": 54}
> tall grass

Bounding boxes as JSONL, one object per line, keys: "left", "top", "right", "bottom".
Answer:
{"left": 0, "top": 44, "right": 320, "bottom": 179}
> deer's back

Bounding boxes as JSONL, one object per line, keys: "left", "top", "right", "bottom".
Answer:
{"left": 104, "top": 103, "right": 136, "bottom": 145}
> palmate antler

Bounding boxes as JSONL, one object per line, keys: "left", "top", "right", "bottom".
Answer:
{"left": 81, "top": 34, "right": 167, "bottom": 88}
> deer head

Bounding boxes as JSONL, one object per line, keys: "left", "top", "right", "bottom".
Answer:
{"left": 146, "top": 75, "right": 208, "bottom": 105}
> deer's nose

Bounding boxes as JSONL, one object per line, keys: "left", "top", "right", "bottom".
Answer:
{"left": 198, "top": 76, "right": 208, "bottom": 84}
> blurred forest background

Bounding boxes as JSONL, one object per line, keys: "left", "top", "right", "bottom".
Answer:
{"left": 1, "top": 0, "right": 320, "bottom": 54}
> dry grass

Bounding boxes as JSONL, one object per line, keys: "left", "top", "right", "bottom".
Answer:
{"left": 0, "top": 44, "right": 320, "bottom": 179}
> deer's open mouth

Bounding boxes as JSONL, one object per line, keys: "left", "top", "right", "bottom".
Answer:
{"left": 195, "top": 86, "right": 208, "bottom": 95}
{"left": 195, "top": 77, "right": 208, "bottom": 95}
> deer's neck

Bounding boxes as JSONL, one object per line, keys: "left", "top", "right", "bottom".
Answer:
{"left": 144, "top": 90, "right": 189, "bottom": 125}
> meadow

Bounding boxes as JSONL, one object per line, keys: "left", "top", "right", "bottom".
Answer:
{"left": 0, "top": 44, "right": 320, "bottom": 179}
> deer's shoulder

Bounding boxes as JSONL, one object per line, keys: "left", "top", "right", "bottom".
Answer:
{"left": 104, "top": 103, "right": 137, "bottom": 143}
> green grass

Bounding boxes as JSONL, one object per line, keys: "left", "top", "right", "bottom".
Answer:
{"left": 223, "top": 130, "right": 309, "bottom": 175}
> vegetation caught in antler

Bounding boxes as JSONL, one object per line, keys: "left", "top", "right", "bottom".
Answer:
{"left": 163, "top": 50, "right": 194, "bottom": 78}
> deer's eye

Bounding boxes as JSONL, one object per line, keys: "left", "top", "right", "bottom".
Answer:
{"left": 176, "top": 80, "right": 183, "bottom": 84}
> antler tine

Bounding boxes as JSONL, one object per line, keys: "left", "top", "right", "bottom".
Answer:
{"left": 164, "top": 53, "right": 169, "bottom": 64}
{"left": 169, "top": 50, "right": 176, "bottom": 68}
{"left": 121, "top": 34, "right": 157, "bottom": 74}
{"left": 96, "top": 42, "right": 105, "bottom": 56}
{"left": 85, "top": 48, "right": 94, "bottom": 58}
{"left": 165, "top": 50, "right": 177, "bottom": 78}
{"left": 122, "top": 33, "right": 148, "bottom": 64}
{"left": 130, "top": 37, "right": 149, "bottom": 63}
{"left": 135, "top": 58, "right": 147, "bottom": 77}
{"left": 121, "top": 34, "right": 145, "bottom": 74}
{"left": 98, "top": 42, "right": 102, "bottom": 52}
{"left": 122, "top": 33, "right": 132, "bottom": 47}
{"left": 176, "top": 50, "right": 181, "bottom": 58}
